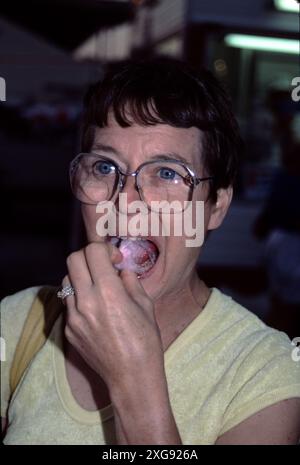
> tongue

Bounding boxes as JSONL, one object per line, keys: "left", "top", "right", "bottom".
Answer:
{"left": 113, "top": 238, "right": 159, "bottom": 275}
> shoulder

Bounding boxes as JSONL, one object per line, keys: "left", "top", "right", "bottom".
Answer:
{"left": 1, "top": 286, "right": 44, "bottom": 417}
{"left": 1, "top": 285, "right": 43, "bottom": 322}
{"left": 209, "top": 287, "right": 291, "bottom": 343}
{"left": 1, "top": 285, "right": 60, "bottom": 368}
{"left": 207, "top": 289, "right": 300, "bottom": 436}
{"left": 1, "top": 286, "right": 46, "bottom": 367}
{"left": 1, "top": 285, "right": 43, "bottom": 310}
{"left": 209, "top": 288, "right": 298, "bottom": 365}
{"left": 1, "top": 286, "right": 43, "bottom": 334}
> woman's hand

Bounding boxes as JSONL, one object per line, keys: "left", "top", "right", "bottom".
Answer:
{"left": 62, "top": 241, "right": 181, "bottom": 444}
{"left": 63, "top": 241, "right": 164, "bottom": 393}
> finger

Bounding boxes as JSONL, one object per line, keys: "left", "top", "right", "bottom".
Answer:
{"left": 84, "top": 242, "right": 124, "bottom": 290}
{"left": 62, "top": 275, "right": 76, "bottom": 310}
{"left": 66, "top": 249, "right": 93, "bottom": 289}
{"left": 120, "top": 269, "right": 152, "bottom": 309}
{"left": 107, "top": 242, "right": 123, "bottom": 266}
{"left": 62, "top": 276, "right": 82, "bottom": 340}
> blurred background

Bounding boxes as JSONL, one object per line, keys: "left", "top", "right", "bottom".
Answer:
{"left": 0, "top": 0, "right": 299, "bottom": 337}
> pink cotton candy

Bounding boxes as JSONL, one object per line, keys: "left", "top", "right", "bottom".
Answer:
{"left": 110, "top": 238, "right": 159, "bottom": 275}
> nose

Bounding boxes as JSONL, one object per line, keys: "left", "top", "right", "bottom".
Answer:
{"left": 115, "top": 174, "right": 141, "bottom": 214}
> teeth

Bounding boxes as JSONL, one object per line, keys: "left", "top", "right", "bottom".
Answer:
{"left": 108, "top": 236, "right": 152, "bottom": 246}
{"left": 116, "top": 236, "right": 144, "bottom": 241}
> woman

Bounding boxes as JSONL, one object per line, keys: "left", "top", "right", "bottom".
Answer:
{"left": 1, "top": 57, "right": 300, "bottom": 445}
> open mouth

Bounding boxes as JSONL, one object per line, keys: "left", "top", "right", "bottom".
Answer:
{"left": 107, "top": 236, "right": 160, "bottom": 277}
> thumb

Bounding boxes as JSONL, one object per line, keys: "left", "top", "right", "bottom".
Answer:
{"left": 106, "top": 242, "right": 123, "bottom": 266}
{"left": 120, "top": 269, "right": 152, "bottom": 309}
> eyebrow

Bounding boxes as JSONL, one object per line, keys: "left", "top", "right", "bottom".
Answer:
{"left": 91, "top": 143, "right": 192, "bottom": 166}
{"left": 151, "top": 154, "right": 193, "bottom": 166}
{"left": 91, "top": 143, "right": 121, "bottom": 156}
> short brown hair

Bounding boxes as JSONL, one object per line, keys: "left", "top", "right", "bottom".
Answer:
{"left": 80, "top": 57, "right": 243, "bottom": 201}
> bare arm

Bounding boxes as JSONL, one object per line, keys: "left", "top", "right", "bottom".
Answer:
{"left": 111, "top": 372, "right": 181, "bottom": 445}
{"left": 216, "top": 398, "right": 300, "bottom": 445}
{"left": 64, "top": 243, "right": 182, "bottom": 445}
{"left": 1, "top": 417, "right": 8, "bottom": 439}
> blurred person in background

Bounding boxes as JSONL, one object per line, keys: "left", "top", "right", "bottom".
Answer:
{"left": 254, "top": 91, "right": 300, "bottom": 339}
{"left": 1, "top": 58, "right": 300, "bottom": 445}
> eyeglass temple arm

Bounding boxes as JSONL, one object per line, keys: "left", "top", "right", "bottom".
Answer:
{"left": 186, "top": 175, "right": 214, "bottom": 186}
{"left": 196, "top": 175, "right": 214, "bottom": 183}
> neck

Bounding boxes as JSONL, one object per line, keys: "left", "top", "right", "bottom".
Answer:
{"left": 154, "top": 272, "right": 211, "bottom": 352}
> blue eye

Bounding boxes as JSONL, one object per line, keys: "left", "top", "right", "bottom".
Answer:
{"left": 159, "top": 168, "right": 178, "bottom": 181}
{"left": 94, "top": 161, "right": 115, "bottom": 175}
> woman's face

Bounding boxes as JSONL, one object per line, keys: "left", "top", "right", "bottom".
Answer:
{"left": 81, "top": 116, "right": 230, "bottom": 302}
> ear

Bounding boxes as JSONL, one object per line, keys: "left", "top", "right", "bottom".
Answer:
{"left": 207, "top": 186, "right": 233, "bottom": 231}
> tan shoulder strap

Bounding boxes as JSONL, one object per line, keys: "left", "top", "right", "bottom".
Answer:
{"left": 9, "top": 286, "right": 64, "bottom": 396}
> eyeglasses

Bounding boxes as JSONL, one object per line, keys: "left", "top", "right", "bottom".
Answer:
{"left": 69, "top": 152, "right": 214, "bottom": 212}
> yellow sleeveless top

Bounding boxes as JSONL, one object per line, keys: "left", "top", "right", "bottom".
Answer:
{"left": 1, "top": 286, "right": 300, "bottom": 444}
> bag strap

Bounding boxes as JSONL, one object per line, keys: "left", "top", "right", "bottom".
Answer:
{"left": 9, "top": 286, "right": 64, "bottom": 396}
